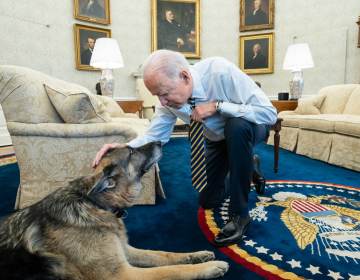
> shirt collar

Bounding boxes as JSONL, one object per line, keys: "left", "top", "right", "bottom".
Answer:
{"left": 190, "top": 67, "right": 206, "bottom": 101}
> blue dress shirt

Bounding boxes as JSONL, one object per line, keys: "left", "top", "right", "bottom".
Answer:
{"left": 128, "top": 57, "right": 277, "bottom": 147}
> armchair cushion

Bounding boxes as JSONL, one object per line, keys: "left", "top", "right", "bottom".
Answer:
{"left": 294, "top": 94, "right": 325, "bottom": 115}
{"left": 44, "top": 84, "right": 111, "bottom": 124}
{"left": 99, "top": 96, "right": 125, "bottom": 118}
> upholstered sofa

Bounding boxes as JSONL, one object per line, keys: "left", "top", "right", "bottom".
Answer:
{"left": 0, "top": 65, "right": 164, "bottom": 209}
{"left": 269, "top": 84, "right": 360, "bottom": 171}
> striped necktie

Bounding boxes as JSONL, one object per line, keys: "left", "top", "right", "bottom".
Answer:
{"left": 189, "top": 99, "right": 207, "bottom": 192}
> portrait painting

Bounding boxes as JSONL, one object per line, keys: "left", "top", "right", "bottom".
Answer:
{"left": 74, "top": 24, "right": 111, "bottom": 71}
{"left": 74, "top": 0, "right": 110, "bottom": 25}
{"left": 239, "top": 33, "right": 274, "bottom": 74}
{"left": 151, "top": 0, "right": 200, "bottom": 58}
{"left": 240, "top": 0, "right": 274, "bottom": 31}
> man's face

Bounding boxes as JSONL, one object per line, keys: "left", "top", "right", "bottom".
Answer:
{"left": 253, "top": 44, "right": 261, "bottom": 54}
{"left": 254, "top": 0, "right": 262, "bottom": 9}
{"left": 144, "top": 71, "right": 192, "bottom": 109}
{"left": 88, "top": 38, "right": 95, "bottom": 49}
{"left": 165, "top": 10, "right": 175, "bottom": 22}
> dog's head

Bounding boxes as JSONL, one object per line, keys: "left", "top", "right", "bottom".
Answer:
{"left": 88, "top": 142, "right": 162, "bottom": 209}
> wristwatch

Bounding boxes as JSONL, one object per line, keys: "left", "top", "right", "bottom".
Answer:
{"left": 215, "top": 100, "right": 223, "bottom": 112}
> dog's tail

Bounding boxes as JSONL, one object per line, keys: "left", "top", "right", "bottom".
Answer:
{"left": 0, "top": 246, "right": 66, "bottom": 280}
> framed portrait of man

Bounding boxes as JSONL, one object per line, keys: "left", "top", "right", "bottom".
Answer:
{"left": 74, "top": 0, "right": 110, "bottom": 25}
{"left": 151, "top": 0, "right": 200, "bottom": 58}
{"left": 74, "top": 24, "right": 111, "bottom": 71}
{"left": 240, "top": 0, "right": 274, "bottom": 31}
{"left": 239, "top": 33, "right": 274, "bottom": 75}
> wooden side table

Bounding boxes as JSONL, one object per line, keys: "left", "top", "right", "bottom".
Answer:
{"left": 271, "top": 100, "right": 298, "bottom": 113}
{"left": 116, "top": 100, "right": 144, "bottom": 117}
{"left": 269, "top": 100, "right": 297, "bottom": 173}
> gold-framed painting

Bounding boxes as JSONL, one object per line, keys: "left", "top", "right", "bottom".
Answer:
{"left": 74, "top": 0, "right": 110, "bottom": 25}
{"left": 151, "top": 0, "right": 200, "bottom": 58}
{"left": 239, "top": 32, "right": 274, "bottom": 75}
{"left": 240, "top": 0, "right": 274, "bottom": 31}
{"left": 74, "top": 24, "right": 111, "bottom": 71}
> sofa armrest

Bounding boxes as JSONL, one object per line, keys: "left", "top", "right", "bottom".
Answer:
{"left": 123, "top": 113, "right": 139, "bottom": 118}
{"left": 6, "top": 121, "right": 137, "bottom": 140}
{"left": 293, "top": 94, "right": 326, "bottom": 115}
{"left": 278, "top": 110, "right": 298, "bottom": 117}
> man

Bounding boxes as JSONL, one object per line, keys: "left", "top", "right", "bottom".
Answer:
{"left": 245, "top": 43, "right": 267, "bottom": 69}
{"left": 80, "top": 0, "right": 105, "bottom": 18}
{"left": 93, "top": 50, "right": 277, "bottom": 246}
{"left": 158, "top": 9, "right": 186, "bottom": 51}
{"left": 245, "top": 0, "right": 268, "bottom": 26}
{"left": 81, "top": 36, "right": 95, "bottom": 65}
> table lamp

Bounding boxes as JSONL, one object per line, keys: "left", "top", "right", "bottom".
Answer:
{"left": 90, "top": 38, "right": 124, "bottom": 97}
{"left": 283, "top": 43, "right": 314, "bottom": 100}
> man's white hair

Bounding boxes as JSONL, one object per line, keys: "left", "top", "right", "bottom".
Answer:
{"left": 142, "top": 50, "right": 190, "bottom": 80}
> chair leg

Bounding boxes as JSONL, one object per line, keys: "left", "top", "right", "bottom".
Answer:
{"left": 272, "top": 118, "right": 282, "bottom": 173}
{"left": 274, "top": 129, "right": 280, "bottom": 173}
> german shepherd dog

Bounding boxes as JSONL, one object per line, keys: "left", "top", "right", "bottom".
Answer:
{"left": 0, "top": 142, "right": 229, "bottom": 280}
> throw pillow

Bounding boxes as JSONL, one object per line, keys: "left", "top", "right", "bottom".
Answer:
{"left": 294, "top": 94, "right": 326, "bottom": 115}
{"left": 44, "top": 84, "right": 111, "bottom": 123}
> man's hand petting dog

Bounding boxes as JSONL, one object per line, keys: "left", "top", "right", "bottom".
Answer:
{"left": 92, "top": 142, "right": 127, "bottom": 168}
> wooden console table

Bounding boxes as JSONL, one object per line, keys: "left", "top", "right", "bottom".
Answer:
{"left": 116, "top": 100, "right": 144, "bottom": 117}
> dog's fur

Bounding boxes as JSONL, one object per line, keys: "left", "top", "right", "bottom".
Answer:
{"left": 0, "top": 142, "right": 228, "bottom": 280}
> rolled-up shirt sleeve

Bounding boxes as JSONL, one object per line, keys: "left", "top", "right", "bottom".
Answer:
{"left": 127, "top": 106, "right": 177, "bottom": 148}
{"left": 216, "top": 64, "right": 277, "bottom": 125}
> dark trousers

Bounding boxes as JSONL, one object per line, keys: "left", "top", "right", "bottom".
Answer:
{"left": 199, "top": 118, "right": 270, "bottom": 217}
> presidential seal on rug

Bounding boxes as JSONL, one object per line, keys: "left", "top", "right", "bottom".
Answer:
{"left": 199, "top": 180, "right": 360, "bottom": 279}
{"left": 0, "top": 142, "right": 228, "bottom": 280}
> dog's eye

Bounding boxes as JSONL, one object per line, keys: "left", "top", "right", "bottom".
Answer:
{"left": 104, "top": 178, "right": 116, "bottom": 189}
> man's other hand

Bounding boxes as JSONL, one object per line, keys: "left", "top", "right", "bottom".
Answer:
{"left": 191, "top": 102, "right": 217, "bottom": 122}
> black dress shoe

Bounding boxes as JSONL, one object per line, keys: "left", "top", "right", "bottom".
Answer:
{"left": 253, "top": 154, "right": 266, "bottom": 195}
{"left": 213, "top": 215, "right": 251, "bottom": 247}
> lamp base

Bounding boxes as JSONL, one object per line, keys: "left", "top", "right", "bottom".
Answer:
{"left": 289, "top": 71, "right": 304, "bottom": 100}
{"left": 99, "top": 69, "right": 114, "bottom": 98}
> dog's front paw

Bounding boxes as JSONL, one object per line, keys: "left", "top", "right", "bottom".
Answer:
{"left": 187, "top": 250, "right": 215, "bottom": 264}
{"left": 199, "top": 261, "right": 229, "bottom": 279}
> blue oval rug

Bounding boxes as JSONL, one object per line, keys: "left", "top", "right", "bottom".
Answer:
{"left": 198, "top": 180, "right": 360, "bottom": 280}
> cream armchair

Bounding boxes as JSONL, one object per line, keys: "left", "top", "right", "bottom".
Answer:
{"left": 0, "top": 65, "right": 164, "bottom": 209}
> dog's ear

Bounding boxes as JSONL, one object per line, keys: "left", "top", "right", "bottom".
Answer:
{"left": 88, "top": 164, "right": 117, "bottom": 195}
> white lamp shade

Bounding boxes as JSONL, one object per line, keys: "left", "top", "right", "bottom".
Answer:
{"left": 283, "top": 43, "right": 314, "bottom": 71}
{"left": 90, "top": 38, "right": 124, "bottom": 69}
